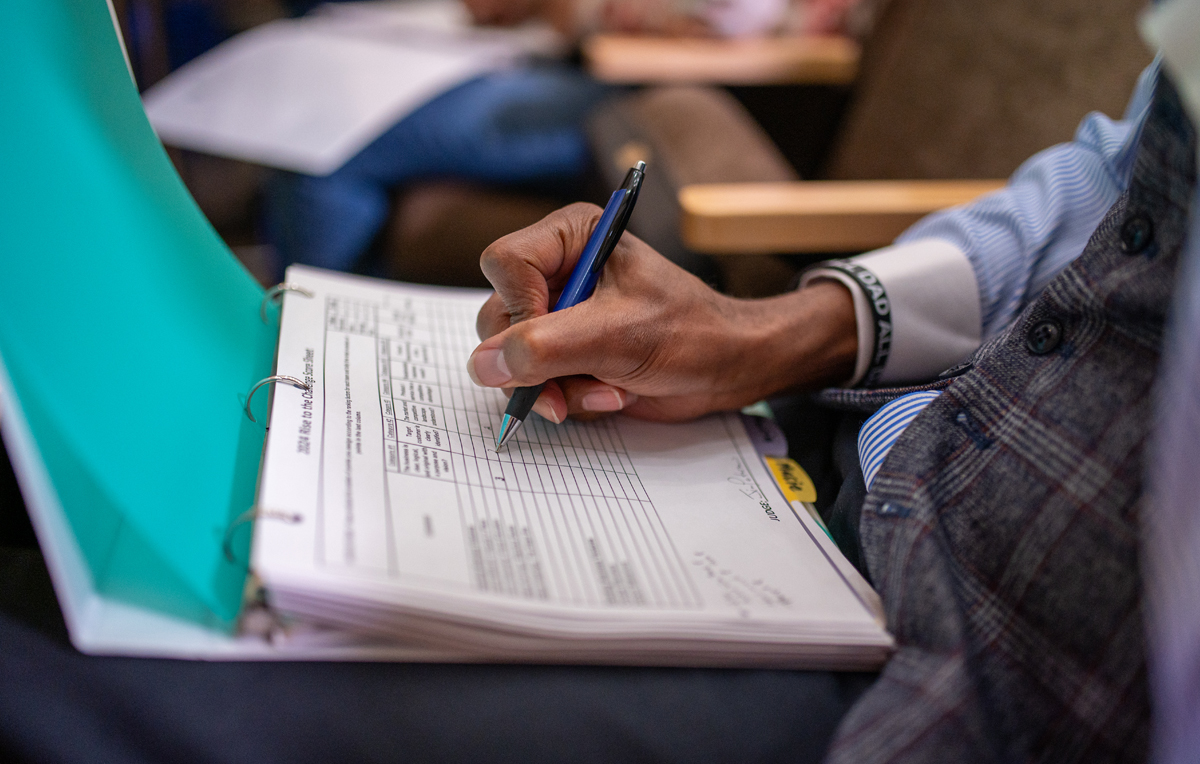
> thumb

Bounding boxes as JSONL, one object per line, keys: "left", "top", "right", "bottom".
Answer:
{"left": 467, "top": 299, "right": 639, "bottom": 389}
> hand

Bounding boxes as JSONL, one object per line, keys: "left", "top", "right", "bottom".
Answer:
{"left": 468, "top": 204, "right": 858, "bottom": 423}
{"left": 461, "top": 0, "right": 543, "bottom": 26}
{"left": 462, "top": 0, "right": 578, "bottom": 35}
{"left": 599, "top": 0, "right": 713, "bottom": 36}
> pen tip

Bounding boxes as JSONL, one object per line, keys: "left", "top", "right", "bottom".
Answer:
{"left": 634, "top": 160, "right": 646, "bottom": 172}
{"left": 495, "top": 414, "right": 523, "bottom": 451}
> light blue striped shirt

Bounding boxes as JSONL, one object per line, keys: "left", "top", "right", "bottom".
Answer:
{"left": 855, "top": 61, "right": 1160, "bottom": 490}
{"left": 896, "top": 60, "right": 1159, "bottom": 341}
{"left": 858, "top": 391, "right": 943, "bottom": 490}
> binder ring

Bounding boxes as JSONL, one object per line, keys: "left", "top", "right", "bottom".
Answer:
{"left": 260, "top": 283, "right": 314, "bottom": 324}
{"left": 223, "top": 507, "right": 304, "bottom": 567}
{"left": 244, "top": 375, "right": 310, "bottom": 423}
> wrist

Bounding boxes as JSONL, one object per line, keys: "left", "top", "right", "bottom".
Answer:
{"left": 726, "top": 280, "right": 858, "bottom": 402}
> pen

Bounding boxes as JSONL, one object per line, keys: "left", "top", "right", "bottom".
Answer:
{"left": 494, "top": 160, "right": 646, "bottom": 451}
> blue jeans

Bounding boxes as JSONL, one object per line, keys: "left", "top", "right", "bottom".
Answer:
{"left": 264, "top": 66, "right": 615, "bottom": 275}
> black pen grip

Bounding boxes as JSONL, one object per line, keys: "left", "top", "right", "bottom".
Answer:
{"left": 503, "top": 383, "right": 546, "bottom": 423}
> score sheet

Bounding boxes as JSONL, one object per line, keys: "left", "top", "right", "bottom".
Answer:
{"left": 253, "top": 267, "right": 884, "bottom": 642}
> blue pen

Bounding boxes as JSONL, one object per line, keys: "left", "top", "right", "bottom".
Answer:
{"left": 494, "top": 161, "right": 646, "bottom": 451}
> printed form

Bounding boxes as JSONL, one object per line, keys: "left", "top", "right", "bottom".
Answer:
{"left": 253, "top": 267, "right": 882, "bottom": 640}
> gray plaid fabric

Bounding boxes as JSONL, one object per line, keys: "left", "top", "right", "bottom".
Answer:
{"left": 825, "top": 76, "right": 1196, "bottom": 763}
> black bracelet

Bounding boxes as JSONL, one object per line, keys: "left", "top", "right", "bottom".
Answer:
{"left": 820, "top": 260, "right": 892, "bottom": 387}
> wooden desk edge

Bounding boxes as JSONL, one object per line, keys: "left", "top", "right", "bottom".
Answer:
{"left": 583, "top": 34, "right": 860, "bottom": 86}
{"left": 679, "top": 180, "right": 1006, "bottom": 254}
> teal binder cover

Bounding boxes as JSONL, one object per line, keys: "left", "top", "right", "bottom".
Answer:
{"left": 0, "top": 0, "right": 276, "bottom": 627}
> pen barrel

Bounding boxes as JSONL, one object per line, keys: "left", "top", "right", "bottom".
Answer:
{"left": 553, "top": 189, "right": 627, "bottom": 311}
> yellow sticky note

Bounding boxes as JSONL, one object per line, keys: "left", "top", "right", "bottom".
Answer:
{"left": 765, "top": 457, "right": 817, "bottom": 504}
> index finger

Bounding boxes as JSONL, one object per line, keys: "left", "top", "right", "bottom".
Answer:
{"left": 478, "top": 202, "right": 605, "bottom": 330}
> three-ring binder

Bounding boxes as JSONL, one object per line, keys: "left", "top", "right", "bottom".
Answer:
{"left": 259, "top": 282, "right": 314, "bottom": 324}
{"left": 238, "top": 578, "right": 289, "bottom": 643}
{"left": 248, "top": 283, "right": 316, "bottom": 423}
{"left": 244, "top": 375, "right": 310, "bottom": 424}
{"left": 222, "top": 507, "right": 303, "bottom": 567}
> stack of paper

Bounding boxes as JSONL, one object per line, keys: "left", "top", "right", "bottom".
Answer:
{"left": 251, "top": 267, "right": 893, "bottom": 668}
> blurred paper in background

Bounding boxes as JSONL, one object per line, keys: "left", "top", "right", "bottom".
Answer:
{"left": 142, "top": 0, "right": 566, "bottom": 176}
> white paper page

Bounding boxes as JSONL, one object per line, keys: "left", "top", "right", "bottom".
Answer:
{"left": 141, "top": 17, "right": 514, "bottom": 175}
{"left": 254, "top": 267, "right": 889, "bottom": 650}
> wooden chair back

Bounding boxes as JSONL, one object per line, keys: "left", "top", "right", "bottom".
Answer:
{"left": 823, "top": 0, "right": 1154, "bottom": 180}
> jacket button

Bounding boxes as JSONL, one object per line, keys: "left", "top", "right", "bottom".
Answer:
{"left": 877, "top": 502, "right": 909, "bottom": 517}
{"left": 1120, "top": 214, "right": 1154, "bottom": 254}
{"left": 1026, "top": 320, "right": 1062, "bottom": 355}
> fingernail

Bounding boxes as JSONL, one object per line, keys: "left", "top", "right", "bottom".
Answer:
{"left": 532, "top": 398, "right": 562, "bottom": 424}
{"left": 581, "top": 389, "right": 628, "bottom": 412}
{"left": 467, "top": 348, "right": 511, "bottom": 387}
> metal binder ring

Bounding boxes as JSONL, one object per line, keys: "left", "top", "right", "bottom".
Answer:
{"left": 223, "top": 507, "right": 304, "bottom": 566}
{"left": 244, "top": 375, "right": 310, "bottom": 423}
{"left": 260, "top": 283, "right": 314, "bottom": 324}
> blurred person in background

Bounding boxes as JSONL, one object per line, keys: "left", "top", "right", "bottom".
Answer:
{"left": 262, "top": 0, "right": 869, "bottom": 279}
{"left": 468, "top": 0, "right": 869, "bottom": 37}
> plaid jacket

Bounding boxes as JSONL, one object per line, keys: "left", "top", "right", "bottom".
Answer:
{"left": 825, "top": 75, "right": 1196, "bottom": 763}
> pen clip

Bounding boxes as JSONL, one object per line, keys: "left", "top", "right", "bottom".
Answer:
{"left": 589, "top": 164, "right": 645, "bottom": 275}
{"left": 590, "top": 189, "right": 631, "bottom": 275}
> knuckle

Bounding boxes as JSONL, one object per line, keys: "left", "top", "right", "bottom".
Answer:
{"left": 511, "top": 322, "right": 554, "bottom": 369}
{"left": 518, "top": 327, "right": 548, "bottom": 365}
{"left": 553, "top": 202, "right": 603, "bottom": 234}
{"left": 478, "top": 238, "right": 510, "bottom": 276}
{"left": 562, "top": 201, "right": 601, "bottom": 217}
